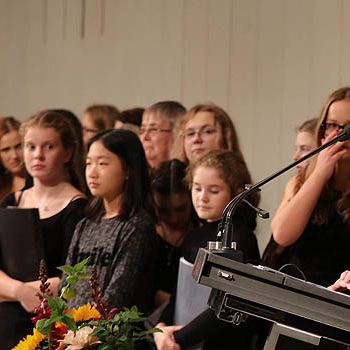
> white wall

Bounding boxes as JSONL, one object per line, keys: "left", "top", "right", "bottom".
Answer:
{"left": 1, "top": 0, "right": 350, "bottom": 252}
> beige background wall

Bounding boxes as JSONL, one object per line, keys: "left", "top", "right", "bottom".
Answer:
{"left": 1, "top": 0, "right": 350, "bottom": 252}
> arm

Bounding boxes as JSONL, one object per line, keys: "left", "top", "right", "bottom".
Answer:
{"left": 153, "top": 322, "right": 182, "bottom": 350}
{"left": 271, "top": 132, "right": 348, "bottom": 246}
{"left": 0, "top": 269, "right": 40, "bottom": 312}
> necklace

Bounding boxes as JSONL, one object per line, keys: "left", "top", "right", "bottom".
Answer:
{"left": 42, "top": 205, "right": 50, "bottom": 212}
{"left": 157, "top": 223, "right": 187, "bottom": 267}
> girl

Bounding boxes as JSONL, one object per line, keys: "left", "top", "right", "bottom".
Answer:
{"left": 172, "top": 103, "right": 241, "bottom": 164}
{"left": 150, "top": 159, "right": 198, "bottom": 309}
{"left": 154, "top": 150, "right": 263, "bottom": 350}
{"left": 64, "top": 129, "right": 158, "bottom": 314}
{"left": 0, "top": 116, "right": 29, "bottom": 202}
{"left": 293, "top": 118, "right": 318, "bottom": 175}
{"left": 0, "top": 110, "right": 87, "bottom": 349}
{"left": 82, "top": 104, "right": 119, "bottom": 146}
{"left": 272, "top": 86, "right": 350, "bottom": 287}
{"left": 262, "top": 117, "right": 318, "bottom": 269}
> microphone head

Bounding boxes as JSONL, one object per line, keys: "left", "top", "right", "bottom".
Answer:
{"left": 338, "top": 124, "right": 350, "bottom": 142}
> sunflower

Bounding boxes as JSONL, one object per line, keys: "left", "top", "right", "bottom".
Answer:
{"left": 68, "top": 303, "right": 101, "bottom": 323}
{"left": 12, "top": 328, "right": 45, "bottom": 350}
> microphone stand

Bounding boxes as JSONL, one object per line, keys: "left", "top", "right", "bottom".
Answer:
{"left": 217, "top": 125, "right": 350, "bottom": 257}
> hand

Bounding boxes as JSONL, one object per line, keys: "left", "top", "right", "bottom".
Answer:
{"left": 328, "top": 270, "right": 350, "bottom": 292}
{"left": 314, "top": 131, "right": 350, "bottom": 181}
{"left": 154, "top": 323, "right": 183, "bottom": 350}
{"left": 14, "top": 282, "right": 40, "bottom": 312}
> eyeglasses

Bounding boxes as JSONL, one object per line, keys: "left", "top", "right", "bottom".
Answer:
{"left": 183, "top": 126, "right": 217, "bottom": 141}
{"left": 139, "top": 127, "right": 172, "bottom": 137}
{"left": 321, "top": 122, "right": 349, "bottom": 133}
{"left": 83, "top": 126, "right": 99, "bottom": 134}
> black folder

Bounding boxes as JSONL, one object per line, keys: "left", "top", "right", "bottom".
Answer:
{"left": 0, "top": 208, "right": 44, "bottom": 282}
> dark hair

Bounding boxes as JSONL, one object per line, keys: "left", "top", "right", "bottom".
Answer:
{"left": 20, "top": 110, "right": 85, "bottom": 192}
{"left": 151, "top": 159, "right": 188, "bottom": 196}
{"left": 117, "top": 108, "right": 144, "bottom": 126}
{"left": 86, "top": 129, "right": 151, "bottom": 220}
{"left": 52, "top": 109, "right": 87, "bottom": 193}
{"left": 84, "top": 104, "right": 120, "bottom": 130}
{"left": 150, "top": 159, "right": 198, "bottom": 226}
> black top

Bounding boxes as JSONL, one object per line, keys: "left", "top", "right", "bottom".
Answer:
{"left": 172, "top": 218, "right": 268, "bottom": 350}
{"left": 0, "top": 193, "right": 87, "bottom": 350}
{"left": 182, "top": 219, "right": 260, "bottom": 265}
{"left": 1, "top": 193, "right": 87, "bottom": 277}
{"left": 63, "top": 209, "right": 158, "bottom": 314}
{"left": 154, "top": 235, "right": 182, "bottom": 296}
{"left": 287, "top": 204, "right": 350, "bottom": 287}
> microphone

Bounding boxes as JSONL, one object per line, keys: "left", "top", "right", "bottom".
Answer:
{"left": 219, "top": 123, "right": 350, "bottom": 254}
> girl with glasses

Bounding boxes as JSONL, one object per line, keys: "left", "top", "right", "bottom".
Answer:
{"left": 271, "top": 87, "right": 350, "bottom": 288}
{"left": 172, "top": 103, "right": 241, "bottom": 164}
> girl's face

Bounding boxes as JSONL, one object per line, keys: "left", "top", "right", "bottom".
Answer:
{"left": 293, "top": 131, "right": 314, "bottom": 174}
{"left": 323, "top": 100, "right": 350, "bottom": 160}
{"left": 86, "top": 140, "right": 127, "bottom": 203}
{"left": 0, "top": 130, "right": 23, "bottom": 175}
{"left": 82, "top": 113, "right": 99, "bottom": 146}
{"left": 191, "top": 165, "right": 231, "bottom": 222}
{"left": 183, "top": 112, "right": 221, "bottom": 163}
{"left": 24, "top": 126, "right": 71, "bottom": 183}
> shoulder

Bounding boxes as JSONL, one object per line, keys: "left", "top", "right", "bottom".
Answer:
{"left": 128, "top": 209, "right": 155, "bottom": 230}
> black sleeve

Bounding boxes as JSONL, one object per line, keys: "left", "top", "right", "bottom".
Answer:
{"left": 174, "top": 308, "right": 270, "bottom": 350}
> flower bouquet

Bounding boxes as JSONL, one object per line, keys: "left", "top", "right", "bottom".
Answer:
{"left": 13, "top": 258, "right": 159, "bottom": 350}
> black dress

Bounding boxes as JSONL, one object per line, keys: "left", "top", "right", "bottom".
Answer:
{"left": 0, "top": 193, "right": 87, "bottom": 350}
{"left": 154, "top": 235, "right": 182, "bottom": 298}
{"left": 285, "top": 203, "right": 350, "bottom": 287}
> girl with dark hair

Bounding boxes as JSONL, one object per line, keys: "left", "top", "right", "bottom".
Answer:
{"left": 150, "top": 159, "right": 198, "bottom": 309}
{"left": 272, "top": 86, "right": 350, "bottom": 287}
{"left": 0, "top": 110, "right": 87, "bottom": 349}
{"left": 64, "top": 129, "right": 158, "bottom": 314}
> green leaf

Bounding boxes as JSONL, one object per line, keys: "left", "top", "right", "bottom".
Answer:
{"left": 74, "top": 257, "right": 90, "bottom": 271}
{"left": 57, "top": 265, "right": 75, "bottom": 274}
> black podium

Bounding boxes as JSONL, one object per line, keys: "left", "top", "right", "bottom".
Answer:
{"left": 192, "top": 248, "right": 350, "bottom": 349}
